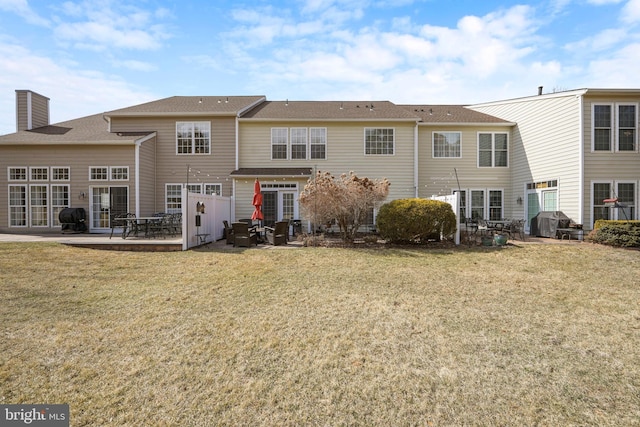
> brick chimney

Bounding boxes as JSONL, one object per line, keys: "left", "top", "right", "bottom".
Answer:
{"left": 15, "top": 90, "right": 50, "bottom": 131}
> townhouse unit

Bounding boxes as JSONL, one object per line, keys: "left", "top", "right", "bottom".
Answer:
{"left": 470, "top": 89, "right": 640, "bottom": 228}
{"left": 0, "top": 88, "right": 638, "bottom": 235}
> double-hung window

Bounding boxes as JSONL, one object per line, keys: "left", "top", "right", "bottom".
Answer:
{"left": 365, "top": 128, "right": 394, "bottom": 155}
{"left": 478, "top": 133, "right": 508, "bottom": 167}
{"left": 290, "top": 128, "right": 307, "bottom": 160}
{"left": 9, "top": 185, "right": 27, "bottom": 227}
{"left": 618, "top": 104, "right": 637, "bottom": 151}
{"left": 177, "top": 121, "right": 211, "bottom": 154}
{"left": 271, "top": 128, "right": 288, "bottom": 160}
{"left": 310, "top": 128, "right": 327, "bottom": 159}
{"left": 433, "top": 132, "right": 461, "bottom": 158}
{"left": 271, "top": 127, "right": 327, "bottom": 160}
{"left": 593, "top": 103, "right": 638, "bottom": 151}
{"left": 465, "top": 189, "right": 503, "bottom": 220}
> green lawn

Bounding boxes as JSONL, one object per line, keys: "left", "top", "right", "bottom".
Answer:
{"left": 1, "top": 242, "right": 639, "bottom": 426}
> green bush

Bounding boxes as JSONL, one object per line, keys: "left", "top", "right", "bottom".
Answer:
{"left": 376, "top": 198, "right": 457, "bottom": 244}
{"left": 587, "top": 221, "right": 640, "bottom": 247}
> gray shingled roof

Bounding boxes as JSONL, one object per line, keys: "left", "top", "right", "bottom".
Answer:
{"left": 401, "top": 105, "right": 513, "bottom": 124}
{"left": 105, "top": 96, "right": 266, "bottom": 117}
{"left": 231, "top": 168, "right": 313, "bottom": 177}
{"left": 240, "top": 100, "right": 420, "bottom": 121}
{"left": 0, "top": 113, "right": 152, "bottom": 145}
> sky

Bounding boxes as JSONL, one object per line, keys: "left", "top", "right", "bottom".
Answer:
{"left": 1, "top": 0, "right": 640, "bottom": 135}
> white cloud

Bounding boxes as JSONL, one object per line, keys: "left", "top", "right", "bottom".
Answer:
{"left": 621, "top": 0, "right": 640, "bottom": 23}
{"left": 0, "top": 0, "right": 49, "bottom": 26}
{"left": 586, "top": 42, "right": 640, "bottom": 86}
{"left": 587, "top": 0, "right": 625, "bottom": 4}
{"left": 0, "top": 41, "right": 155, "bottom": 134}
{"left": 51, "top": 1, "right": 172, "bottom": 51}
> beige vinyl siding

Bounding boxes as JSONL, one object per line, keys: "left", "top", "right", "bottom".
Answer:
{"left": 233, "top": 178, "right": 309, "bottom": 222}
{"left": 138, "top": 137, "right": 157, "bottom": 215}
{"left": 15, "top": 91, "right": 28, "bottom": 132}
{"left": 582, "top": 95, "right": 640, "bottom": 225}
{"left": 418, "top": 125, "right": 513, "bottom": 215}
{"left": 110, "top": 116, "right": 237, "bottom": 207}
{"left": 30, "top": 94, "right": 49, "bottom": 129}
{"left": 238, "top": 121, "right": 417, "bottom": 201}
{"left": 15, "top": 90, "right": 49, "bottom": 132}
{"left": 0, "top": 145, "right": 135, "bottom": 231}
{"left": 471, "top": 94, "right": 583, "bottom": 221}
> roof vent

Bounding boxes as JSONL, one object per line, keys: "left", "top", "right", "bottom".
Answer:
{"left": 538, "top": 86, "right": 543, "bottom": 96}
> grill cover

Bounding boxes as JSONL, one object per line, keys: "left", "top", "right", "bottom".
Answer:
{"left": 59, "top": 207, "right": 87, "bottom": 233}
{"left": 529, "top": 211, "right": 571, "bottom": 237}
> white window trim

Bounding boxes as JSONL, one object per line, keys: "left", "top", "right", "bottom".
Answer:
{"left": 592, "top": 102, "right": 640, "bottom": 151}
{"left": 29, "top": 166, "right": 49, "bottom": 181}
{"left": 176, "top": 121, "right": 211, "bottom": 155}
{"left": 165, "top": 183, "right": 184, "bottom": 214}
{"left": 8, "top": 167, "right": 28, "bottom": 181}
{"left": 487, "top": 188, "right": 505, "bottom": 220}
{"left": 464, "top": 188, "right": 505, "bottom": 220}
{"left": 204, "top": 183, "right": 223, "bottom": 196}
{"left": 51, "top": 166, "right": 71, "bottom": 181}
{"left": 432, "top": 131, "right": 462, "bottom": 159}
{"left": 28, "top": 183, "right": 49, "bottom": 227}
{"left": 110, "top": 166, "right": 129, "bottom": 181}
{"left": 310, "top": 127, "right": 327, "bottom": 160}
{"left": 89, "top": 166, "right": 109, "bottom": 181}
{"left": 477, "top": 132, "right": 509, "bottom": 168}
{"left": 364, "top": 127, "right": 395, "bottom": 156}
{"left": 593, "top": 179, "right": 639, "bottom": 222}
{"left": 8, "top": 184, "right": 28, "bottom": 227}
{"left": 591, "top": 103, "right": 614, "bottom": 152}
{"left": 271, "top": 127, "right": 289, "bottom": 160}
{"left": 290, "top": 127, "right": 308, "bottom": 160}
{"left": 615, "top": 102, "right": 638, "bottom": 153}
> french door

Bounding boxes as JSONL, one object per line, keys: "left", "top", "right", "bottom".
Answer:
{"left": 262, "top": 190, "right": 297, "bottom": 227}
{"left": 526, "top": 189, "right": 557, "bottom": 229}
{"left": 90, "top": 186, "right": 128, "bottom": 230}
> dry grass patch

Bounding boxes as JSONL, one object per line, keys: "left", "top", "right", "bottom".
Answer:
{"left": 1, "top": 242, "right": 640, "bottom": 426}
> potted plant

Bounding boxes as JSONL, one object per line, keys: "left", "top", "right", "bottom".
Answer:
{"left": 493, "top": 233, "right": 508, "bottom": 246}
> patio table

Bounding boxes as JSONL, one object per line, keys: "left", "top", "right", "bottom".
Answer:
{"left": 121, "top": 217, "right": 162, "bottom": 239}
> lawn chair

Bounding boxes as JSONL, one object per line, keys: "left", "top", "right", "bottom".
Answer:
{"left": 223, "top": 220, "right": 234, "bottom": 245}
{"left": 265, "top": 221, "right": 288, "bottom": 246}
{"left": 232, "top": 222, "right": 258, "bottom": 247}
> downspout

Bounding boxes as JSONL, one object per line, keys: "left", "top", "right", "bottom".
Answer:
{"left": 578, "top": 93, "right": 585, "bottom": 226}
{"left": 414, "top": 122, "right": 419, "bottom": 197}
{"left": 135, "top": 141, "right": 141, "bottom": 216}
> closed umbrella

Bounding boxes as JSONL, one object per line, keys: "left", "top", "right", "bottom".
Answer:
{"left": 251, "top": 178, "right": 263, "bottom": 221}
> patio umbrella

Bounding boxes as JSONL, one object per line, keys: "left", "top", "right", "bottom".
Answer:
{"left": 251, "top": 178, "right": 263, "bottom": 221}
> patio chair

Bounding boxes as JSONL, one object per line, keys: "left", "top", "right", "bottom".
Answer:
{"left": 504, "top": 219, "right": 526, "bottom": 241}
{"left": 109, "top": 213, "right": 128, "bottom": 239}
{"left": 265, "top": 221, "right": 288, "bottom": 246}
{"left": 232, "top": 222, "right": 258, "bottom": 247}
{"left": 223, "top": 220, "right": 234, "bottom": 244}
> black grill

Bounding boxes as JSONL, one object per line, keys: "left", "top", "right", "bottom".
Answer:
{"left": 59, "top": 208, "right": 87, "bottom": 233}
{"left": 529, "top": 211, "right": 570, "bottom": 237}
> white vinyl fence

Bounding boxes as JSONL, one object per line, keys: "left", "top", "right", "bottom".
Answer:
{"left": 430, "top": 193, "right": 460, "bottom": 245}
{"left": 182, "top": 188, "right": 232, "bottom": 250}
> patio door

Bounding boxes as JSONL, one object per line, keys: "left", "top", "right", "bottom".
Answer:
{"left": 526, "top": 188, "right": 557, "bottom": 230}
{"left": 261, "top": 189, "right": 297, "bottom": 227}
{"left": 90, "top": 186, "right": 128, "bottom": 231}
